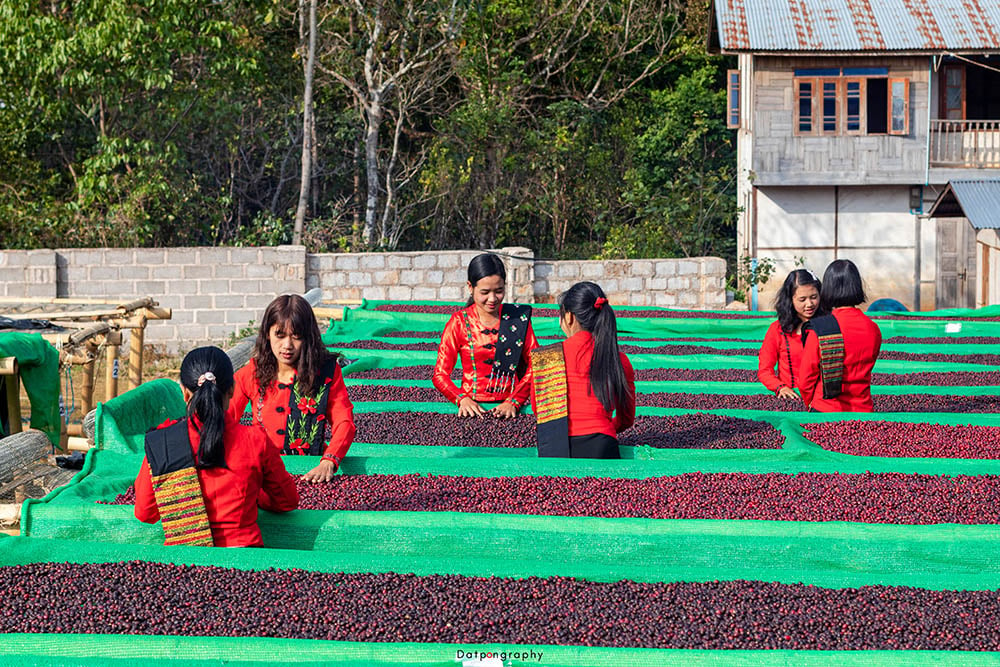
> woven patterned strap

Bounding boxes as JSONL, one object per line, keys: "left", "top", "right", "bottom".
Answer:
{"left": 811, "top": 313, "right": 845, "bottom": 400}
{"left": 532, "top": 343, "right": 569, "bottom": 424}
{"left": 150, "top": 466, "right": 214, "bottom": 547}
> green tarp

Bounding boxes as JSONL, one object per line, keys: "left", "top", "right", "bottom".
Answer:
{"left": 0, "top": 332, "right": 61, "bottom": 446}
{"left": 9, "top": 301, "right": 1000, "bottom": 665}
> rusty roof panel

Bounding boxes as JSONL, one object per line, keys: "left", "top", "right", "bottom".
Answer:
{"left": 715, "top": 0, "right": 1000, "bottom": 52}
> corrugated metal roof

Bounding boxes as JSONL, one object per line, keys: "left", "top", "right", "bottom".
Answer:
{"left": 714, "top": 0, "right": 1000, "bottom": 52}
{"left": 929, "top": 180, "right": 1000, "bottom": 229}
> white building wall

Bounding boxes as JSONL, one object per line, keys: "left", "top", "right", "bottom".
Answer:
{"left": 755, "top": 185, "right": 922, "bottom": 309}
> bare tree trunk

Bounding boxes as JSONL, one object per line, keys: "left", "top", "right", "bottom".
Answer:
{"left": 292, "top": 0, "right": 317, "bottom": 245}
{"left": 362, "top": 95, "right": 381, "bottom": 246}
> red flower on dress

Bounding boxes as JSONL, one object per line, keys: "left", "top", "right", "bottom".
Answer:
{"left": 297, "top": 397, "right": 318, "bottom": 414}
{"left": 316, "top": 414, "right": 326, "bottom": 422}
{"left": 290, "top": 438, "right": 307, "bottom": 455}
{"left": 324, "top": 376, "right": 334, "bottom": 385}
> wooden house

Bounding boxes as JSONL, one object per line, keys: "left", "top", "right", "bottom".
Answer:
{"left": 710, "top": 0, "right": 1000, "bottom": 309}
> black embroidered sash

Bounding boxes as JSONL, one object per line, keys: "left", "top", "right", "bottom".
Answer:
{"left": 283, "top": 358, "right": 338, "bottom": 455}
{"left": 532, "top": 343, "right": 570, "bottom": 458}
{"left": 144, "top": 420, "right": 214, "bottom": 546}
{"left": 485, "top": 304, "right": 532, "bottom": 394}
{"left": 804, "top": 314, "right": 844, "bottom": 400}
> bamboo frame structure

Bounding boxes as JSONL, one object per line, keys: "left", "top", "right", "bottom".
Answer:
{"left": 0, "top": 297, "right": 171, "bottom": 439}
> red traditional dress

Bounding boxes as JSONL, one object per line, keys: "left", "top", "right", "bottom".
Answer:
{"left": 530, "top": 330, "right": 635, "bottom": 458}
{"left": 228, "top": 358, "right": 355, "bottom": 469}
{"left": 134, "top": 414, "right": 299, "bottom": 547}
{"left": 432, "top": 303, "right": 539, "bottom": 408}
{"left": 799, "top": 307, "right": 882, "bottom": 412}
{"left": 757, "top": 320, "right": 804, "bottom": 394}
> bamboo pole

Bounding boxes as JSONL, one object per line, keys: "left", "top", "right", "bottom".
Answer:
{"left": 0, "top": 358, "right": 20, "bottom": 436}
{"left": 80, "top": 342, "right": 98, "bottom": 416}
{"left": 128, "top": 318, "right": 146, "bottom": 391}
{"left": 312, "top": 307, "right": 345, "bottom": 320}
{"left": 105, "top": 337, "right": 119, "bottom": 401}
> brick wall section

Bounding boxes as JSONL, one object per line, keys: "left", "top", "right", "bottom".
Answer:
{"left": 534, "top": 257, "right": 727, "bottom": 308}
{"left": 0, "top": 246, "right": 725, "bottom": 351}
{"left": 306, "top": 247, "right": 535, "bottom": 303}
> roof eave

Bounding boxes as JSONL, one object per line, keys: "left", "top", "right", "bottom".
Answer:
{"left": 719, "top": 49, "right": 1000, "bottom": 57}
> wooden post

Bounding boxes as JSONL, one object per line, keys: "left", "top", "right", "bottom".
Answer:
{"left": 0, "top": 358, "right": 21, "bottom": 436}
{"left": 80, "top": 341, "right": 99, "bottom": 416}
{"left": 104, "top": 331, "right": 122, "bottom": 401}
{"left": 128, "top": 316, "right": 147, "bottom": 391}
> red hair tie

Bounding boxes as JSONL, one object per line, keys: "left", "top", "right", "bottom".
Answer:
{"left": 594, "top": 297, "right": 607, "bottom": 310}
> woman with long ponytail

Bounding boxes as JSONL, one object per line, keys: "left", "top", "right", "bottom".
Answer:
{"left": 530, "top": 282, "right": 635, "bottom": 459}
{"left": 135, "top": 346, "right": 299, "bottom": 547}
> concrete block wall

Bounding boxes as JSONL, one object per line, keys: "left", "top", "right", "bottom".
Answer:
{"left": 306, "top": 247, "right": 535, "bottom": 304}
{"left": 534, "top": 257, "right": 727, "bottom": 308}
{"left": 53, "top": 246, "right": 306, "bottom": 348}
{"left": 0, "top": 246, "right": 726, "bottom": 351}
{"left": 0, "top": 250, "right": 58, "bottom": 298}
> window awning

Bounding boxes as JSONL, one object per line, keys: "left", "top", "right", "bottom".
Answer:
{"left": 928, "top": 181, "right": 1000, "bottom": 229}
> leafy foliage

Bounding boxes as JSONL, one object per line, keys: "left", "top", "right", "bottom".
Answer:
{"left": 0, "top": 0, "right": 736, "bottom": 270}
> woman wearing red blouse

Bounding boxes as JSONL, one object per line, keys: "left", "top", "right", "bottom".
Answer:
{"left": 135, "top": 347, "right": 299, "bottom": 548}
{"left": 229, "top": 295, "right": 355, "bottom": 483}
{"left": 799, "top": 259, "right": 882, "bottom": 412}
{"left": 758, "top": 269, "right": 822, "bottom": 401}
{"left": 433, "top": 254, "right": 539, "bottom": 418}
{"left": 530, "top": 282, "right": 635, "bottom": 459}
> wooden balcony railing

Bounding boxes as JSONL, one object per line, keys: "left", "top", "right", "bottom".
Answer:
{"left": 930, "top": 119, "right": 1000, "bottom": 168}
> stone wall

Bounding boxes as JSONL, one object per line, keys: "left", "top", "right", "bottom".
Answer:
{"left": 533, "top": 257, "right": 727, "bottom": 308}
{"left": 0, "top": 246, "right": 726, "bottom": 351}
{"left": 306, "top": 247, "right": 535, "bottom": 303}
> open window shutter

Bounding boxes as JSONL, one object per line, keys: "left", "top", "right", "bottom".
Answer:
{"left": 889, "top": 78, "right": 910, "bottom": 135}
{"left": 844, "top": 78, "right": 864, "bottom": 135}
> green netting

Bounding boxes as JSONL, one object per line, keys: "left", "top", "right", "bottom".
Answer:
{"left": 337, "top": 347, "right": 999, "bottom": 374}
{"left": 327, "top": 328, "right": 1000, "bottom": 357}
{"left": 0, "top": 332, "right": 62, "bottom": 445}
{"left": 342, "top": 301, "right": 1000, "bottom": 339}
{"left": 13, "top": 300, "right": 1000, "bottom": 664}
{"left": 4, "top": 633, "right": 999, "bottom": 667}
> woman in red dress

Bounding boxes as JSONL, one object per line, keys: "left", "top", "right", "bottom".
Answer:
{"left": 433, "top": 254, "right": 539, "bottom": 418}
{"left": 229, "top": 294, "right": 355, "bottom": 483}
{"left": 530, "top": 282, "right": 635, "bottom": 459}
{"left": 135, "top": 346, "right": 299, "bottom": 547}
{"left": 757, "top": 269, "right": 822, "bottom": 401}
{"left": 799, "top": 259, "right": 882, "bottom": 412}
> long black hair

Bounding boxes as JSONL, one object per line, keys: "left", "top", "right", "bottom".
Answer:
{"left": 821, "top": 259, "right": 867, "bottom": 309}
{"left": 773, "top": 269, "right": 822, "bottom": 333}
{"left": 559, "top": 282, "right": 629, "bottom": 413}
{"left": 253, "top": 294, "right": 332, "bottom": 395}
{"left": 466, "top": 253, "right": 506, "bottom": 305}
{"left": 179, "top": 346, "right": 234, "bottom": 470}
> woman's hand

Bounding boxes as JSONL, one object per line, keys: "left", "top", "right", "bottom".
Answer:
{"left": 302, "top": 459, "right": 337, "bottom": 483}
{"left": 458, "top": 396, "right": 486, "bottom": 418}
{"left": 777, "top": 386, "right": 800, "bottom": 400}
{"left": 492, "top": 400, "right": 518, "bottom": 419}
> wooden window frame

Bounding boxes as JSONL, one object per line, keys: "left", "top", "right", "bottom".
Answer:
{"left": 795, "top": 78, "right": 816, "bottom": 135}
{"left": 727, "top": 69, "right": 740, "bottom": 129}
{"left": 794, "top": 74, "right": 909, "bottom": 137}
{"left": 940, "top": 64, "right": 966, "bottom": 120}
{"left": 844, "top": 78, "right": 865, "bottom": 135}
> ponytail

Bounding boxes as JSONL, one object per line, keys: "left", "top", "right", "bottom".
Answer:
{"left": 558, "top": 282, "right": 629, "bottom": 413}
{"left": 179, "top": 346, "right": 235, "bottom": 469}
